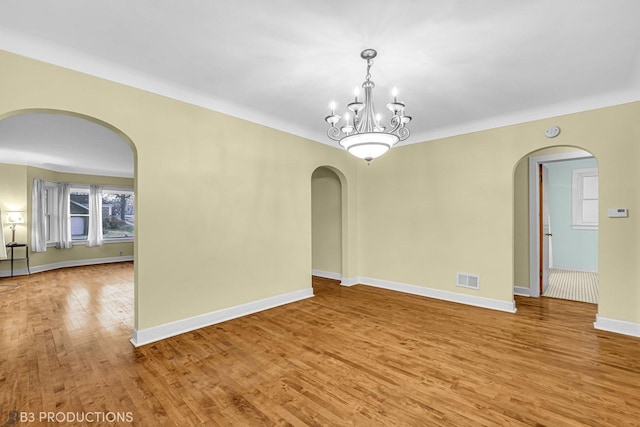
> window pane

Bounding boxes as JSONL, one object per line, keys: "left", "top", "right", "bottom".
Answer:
{"left": 70, "top": 192, "right": 89, "bottom": 214}
{"left": 583, "top": 176, "right": 598, "bottom": 199}
{"left": 71, "top": 216, "right": 89, "bottom": 239}
{"left": 45, "top": 187, "right": 52, "bottom": 242}
{"left": 101, "top": 192, "right": 134, "bottom": 239}
{"left": 70, "top": 191, "right": 90, "bottom": 240}
{"left": 583, "top": 200, "right": 598, "bottom": 223}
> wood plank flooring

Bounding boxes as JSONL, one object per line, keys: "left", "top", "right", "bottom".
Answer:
{"left": 2, "top": 265, "right": 640, "bottom": 426}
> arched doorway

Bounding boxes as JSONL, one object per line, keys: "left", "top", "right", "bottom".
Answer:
{"left": 0, "top": 109, "right": 137, "bottom": 329}
{"left": 311, "top": 166, "right": 343, "bottom": 281}
{"left": 514, "top": 146, "right": 598, "bottom": 305}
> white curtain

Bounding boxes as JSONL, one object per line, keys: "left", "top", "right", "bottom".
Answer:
{"left": 56, "top": 182, "right": 72, "bottom": 249}
{"left": 87, "top": 184, "right": 103, "bottom": 247}
{"left": 0, "top": 209, "right": 6, "bottom": 259}
{"left": 31, "top": 178, "right": 48, "bottom": 252}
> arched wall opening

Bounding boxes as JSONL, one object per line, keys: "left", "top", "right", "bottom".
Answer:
{"left": 0, "top": 108, "right": 138, "bottom": 329}
{"left": 311, "top": 166, "right": 347, "bottom": 282}
{"left": 513, "top": 145, "right": 598, "bottom": 306}
{"left": 0, "top": 108, "right": 138, "bottom": 156}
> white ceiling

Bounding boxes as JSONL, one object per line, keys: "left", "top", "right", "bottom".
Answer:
{"left": 1, "top": 0, "right": 640, "bottom": 177}
{"left": 0, "top": 113, "right": 134, "bottom": 178}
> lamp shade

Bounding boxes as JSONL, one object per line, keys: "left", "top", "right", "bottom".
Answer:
{"left": 339, "top": 132, "right": 398, "bottom": 163}
{"left": 6, "top": 211, "right": 24, "bottom": 224}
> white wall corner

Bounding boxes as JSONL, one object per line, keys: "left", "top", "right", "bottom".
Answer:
{"left": 594, "top": 314, "right": 640, "bottom": 338}
{"left": 130, "top": 287, "right": 314, "bottom": 347}
{"left": 311, "top": 269, "right": 342, "bottom": 281}
{"left": 359, "top": 276, "right": 517, "bottom": 313}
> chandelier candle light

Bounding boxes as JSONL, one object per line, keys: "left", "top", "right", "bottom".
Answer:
{"left": 325, "top": 48, "right": 411, "bottom": 164}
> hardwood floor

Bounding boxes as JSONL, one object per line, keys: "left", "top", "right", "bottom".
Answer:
{"left": 2, "top": 265, "right": 640, "bottom": 426}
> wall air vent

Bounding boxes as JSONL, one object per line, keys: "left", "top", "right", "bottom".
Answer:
{"left": 456, "top": 273, "right": 480, "bottom": 290}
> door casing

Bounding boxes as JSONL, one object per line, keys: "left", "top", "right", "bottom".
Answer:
{"left": 527, "top": 150, "right": 593, "bottom": 297}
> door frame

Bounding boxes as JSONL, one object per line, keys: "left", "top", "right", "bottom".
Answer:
{"left": 539, "top": 163, "right": 550, "bottom": 296}
{"left": 527, "top": 149, "right": 593, "bottom": 297}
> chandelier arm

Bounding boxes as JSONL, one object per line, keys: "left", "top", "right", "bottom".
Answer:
{"left": 388, "top": 115, "right": 402, "bottom": 133}
{"left": 327, "top": 126, "right": 342, "bottom": 141}
{"left": 396, "top": 126, "right": 410, "bottom": 141}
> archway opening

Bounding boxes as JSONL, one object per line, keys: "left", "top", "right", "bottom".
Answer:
{"left": 0, "top": 109, "right": 137, "bottom": 333}
{"left": 311, "top": 167, "right": 343, "bottom": 281}
{"left": 514, "top": 146, "right": 598, "bottom": 305}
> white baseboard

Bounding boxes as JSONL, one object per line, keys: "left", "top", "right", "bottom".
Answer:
{"left": 0, "top": 255, "right": 133, "bottom": 277}
{"left": 339, "top": 277, "right": 359, "bottom": 287}
{"left": 311, "top": 269, "right": 342, "bottom": 281}
{"left": 594, "top": 315, "right": 640, "bottom": 338}
{"left": 0, "top": 267, "right": 29, "bottom": 277}
{"left": 514, "top": 286, "right": 531, "bottom": 297}
{"left": 311, "top": 269, "right": 359, "bottom": 287}
{"left": 130, "top": 287, "right": 314, "bottom": 347}
{"left": 358, "top": 276, "right": 517, "bottom": 313}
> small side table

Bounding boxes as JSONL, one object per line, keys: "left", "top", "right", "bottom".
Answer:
{"left": 5, "top": 243, "right": 30, "bottom": 278}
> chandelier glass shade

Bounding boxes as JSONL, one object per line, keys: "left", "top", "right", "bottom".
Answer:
{"left": 325, "top": 48, "right": 411, "bottom": 163}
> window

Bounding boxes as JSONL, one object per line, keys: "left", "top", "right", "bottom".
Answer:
{"left": 572, "top": 168, "right": 598, "bottom": 230}
{"left": 101, "top": 190, "right": 134, "bottom": 239}
{"left": 42, "top": 182, "right": 134, "bottom": 245}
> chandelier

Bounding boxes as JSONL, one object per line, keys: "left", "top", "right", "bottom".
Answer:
{"left": 325, "top": 48, "right": 411, "bottom": 164}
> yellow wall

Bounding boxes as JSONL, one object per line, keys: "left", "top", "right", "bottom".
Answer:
{"left": 0, "top": 50, "right": 358, "bottom": 331}
{"left": 358, "top": 104, "right": 640, "bottom": 323}
{"left": 311, "top": 167, "right": 342, "bottom": 274}
{"left": 2, "top": 48, "right": 639, "bottom": 334}
{"left": 0, "top": 163, "right": 28, "bottom": 246}
{"left": 513, "top": 156, "right": 530, "bottom": 288}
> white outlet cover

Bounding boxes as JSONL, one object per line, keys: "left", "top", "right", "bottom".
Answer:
{"left": 545, "top": 126, "right": 561, "bottom": 138}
